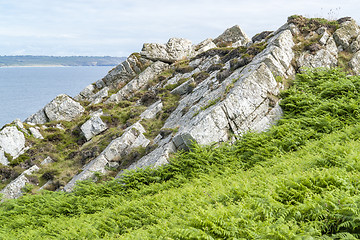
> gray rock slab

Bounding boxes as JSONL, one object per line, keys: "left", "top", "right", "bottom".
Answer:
{"left": 64, "top": 122, "right": 150, "bottom": 192}
{"left": 214, "top": 25, "right": 251, "bottom": 47}
{"left": 29, "top": 127, "right": 44, "bottom": 139}
{"left": 0, "top": 165, "right": 39, "bottom": 199}
{"left": 80, "top": 116, "right": 108, "bottom": 141}
{"left": 44, "top": 94, "right": 85, "bottom": 122}
{"left": 139, "top": 100, "right": 163, "bottom": 119}
{"left": 140, "top": 38, "right": 193, "bottom": 63}
{"left": 106, "top": 61, "right": 169, "bottom": 103}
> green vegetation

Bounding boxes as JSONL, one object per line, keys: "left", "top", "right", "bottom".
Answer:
{"left": 0, "top": 55, "right": 125, "bottom": 67}
{"left": 2, "top": 68, "right": 360, "bottom": 238}
{"left": 288, "top": 15, "right": 339, "bottom": 34}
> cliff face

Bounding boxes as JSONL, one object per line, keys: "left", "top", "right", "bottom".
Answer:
{"left": 1, "top": 16, "right": 359, "bottom": 198}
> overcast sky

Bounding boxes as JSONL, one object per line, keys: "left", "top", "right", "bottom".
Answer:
{"left": 0, "top": 0, "right": 359, "bottom": 57}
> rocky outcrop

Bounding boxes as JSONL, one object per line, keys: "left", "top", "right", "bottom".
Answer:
{"left": 25, "top": 94, "right": 84, "bottom": 124}
{"left": 106, "top": 61, "right": 169, "bottom": 103}
{"left": 44, "top": 94, "right": 85, "bottom": 122}
{"left": 140, "top": 38, "right": 193, "bottom": 63}
{"left": 213, "top": 25, "right": 251, "bottom": 47}
{"left": 101, "top": 54, "right": 153, "bottom": 89}
{"left": 0, "top": 165, "right": 39, "bottom": 199}
{"left": 194, "top": 38, "right": 217, "bottom": 55}
{"left": 80, "top": 116, "right": 108, "bottom": 141}
{"left": 4, "top": 16, "right": 360, "bottom": 196}
{"left": 25, "top": 108, "right": 48, "bottom": 125}
{"left": 333, "top": 19, "right": 360, "bottom": 51}
{"left": 124, "top": 26, "right": 293, "bottom": 170}
{"left": 63, "top": 122, "right": 150, "bottom": 192}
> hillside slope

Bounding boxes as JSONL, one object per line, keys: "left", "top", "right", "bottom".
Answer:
{"left": 0, "top": 16, "right": 360, "bottom": 236}
{"left": 1, "top": 68, "right": 360, "bottom": 238}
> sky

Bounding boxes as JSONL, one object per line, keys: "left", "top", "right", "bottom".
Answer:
{"left": 0, "top": 0, "right": 359, "bottom": 57}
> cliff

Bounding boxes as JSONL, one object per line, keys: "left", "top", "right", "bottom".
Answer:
{"left": 1, "top": 15, "right": 359, "bottom": 198}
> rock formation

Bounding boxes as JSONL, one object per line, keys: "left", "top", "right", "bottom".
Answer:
{"left": 1, "top": 15, "right": 360, "bottom": 198}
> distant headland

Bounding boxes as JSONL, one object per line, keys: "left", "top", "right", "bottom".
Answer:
{"left": 0, "top": 55, "right": 126, "bottom": 67}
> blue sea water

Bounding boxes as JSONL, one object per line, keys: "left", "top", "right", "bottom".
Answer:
{"left": 0, "top": 66, "right": 114, "bottom": 127}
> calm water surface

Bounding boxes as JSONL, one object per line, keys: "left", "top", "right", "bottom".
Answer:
{"left": 0, "top": 66, "right": 114, "bottom": 127}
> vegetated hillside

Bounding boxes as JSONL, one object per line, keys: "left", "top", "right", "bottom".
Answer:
{"left": 1, "top": 14, "right": 360, "bottom": 238}
{"left": 1, "top": 68, "right": 360, "bottom": 239}
{"left": 0, "top": 55, "right": 126, "bottom": 66}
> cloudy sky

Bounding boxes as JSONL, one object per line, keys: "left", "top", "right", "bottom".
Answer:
{"left": 0, "top": 0, "right": 359, "bottom": 57}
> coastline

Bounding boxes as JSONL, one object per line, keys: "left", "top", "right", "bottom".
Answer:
{"left": 0, "top": 65, "right": 116, "bottom": 68}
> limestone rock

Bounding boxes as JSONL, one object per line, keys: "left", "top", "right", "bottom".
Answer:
{"left": 0, "top": 148, "right": 9, "bottom": 166}
{"left": 170, "top": 79, "right": 195, "bottom": 96}
{"left": 333, "top": 19, "right": 360, "bottom": 50}
{"left": 297, "top": 36, "right": 338, "bottom": 69}
{"left": 0, "top": 165, "right": 39, "bottom": 199}
{"left": 107, "top": 61, "right": 169, "bottom": 103}
{"left": 139, "top": 100, "right": 163, "bottom": 119}
{"left": 140, "top": 38, "right": 193, "bottom": 63}
{"left": 14, "top": 119, "right": 29, "bottom": 135}
{"left": 89, "top": 87, "right": 109, "bottom": 105}
{"left": 75, "top": 84, "right": 96, "bottom": 101}
{"left": 25, "top": 108, "right": 48, "bottom": 125}
{"left": 0, "top": 126, "right": 26, "bottom": 159}
{"left": 194, "top": 38, "right": 217, "bottom": 55}
{"left": 29, "top": 127, "right": 43, "bottom": 139}
{"left": 213, "top": 25, "right": 251, "bottom": 47}
{"left": 350, "top": 51, "right": 360, "bottom": 74}
{"left": 350, "top": 35, "right": 360, "bottom": 53}
{"left": 40, "top": 156, "right": 53, "bottom": 165}
{"left": 124, "top": 25, "right": 293, "bottom": 171}
{"left": 297, "top": 49, "right": 337, "bottom": 69}
{"left": 44, "top": 94, "right": 85, "bottom": 122}
{"left": 80, "top": 116, "right": 108, "bottom": 141}
{"left": 102, "top": 54, "right": 153, "bottom": 89}
{"left": 64, "top": 122, "right": 150, "bottom": 192}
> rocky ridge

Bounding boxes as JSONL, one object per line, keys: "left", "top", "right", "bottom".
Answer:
{"left": 1, "top": 16, "right": 360, "bottom": 198}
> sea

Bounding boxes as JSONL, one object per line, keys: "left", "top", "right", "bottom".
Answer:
{"left": 0, "top": 66, "right": 115, "bottom": 127}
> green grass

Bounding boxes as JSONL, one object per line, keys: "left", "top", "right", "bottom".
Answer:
{"left": 2, "top": 68, "right": 360, "bottom": 239}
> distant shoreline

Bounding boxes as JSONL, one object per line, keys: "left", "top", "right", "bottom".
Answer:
{"left": 0, "top": 65, "right": 116, "bottom": 68}
{"left": 0, "top": 55, "right": 125, "bottom": 68}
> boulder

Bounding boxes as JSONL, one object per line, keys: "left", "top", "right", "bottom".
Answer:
{"left": 0, "top": 165, "right": 39, "bottom": 199}
{"left": 140, "top": 38, "right": 193, "bottom": 63}
{"left": 213, "top": 25, "right": 251, "bottom": 47}
{"left": 29, "top": 127, "right": 43, "bottom": 139}
{"left": 333, "top": 19, "right": 360, "bottom": 50}
{"left": 44, "top": 94, "right": 85, "bottom": 122}
{"left": 0, "top": 126, "right": 26, "bottom": 160}
{"left": 80, "top": 116, "right": 108, "bottom": 141}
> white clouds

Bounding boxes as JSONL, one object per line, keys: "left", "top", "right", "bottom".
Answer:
{"left": 0, "top": 0, "right": 359, "bottom": 56}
